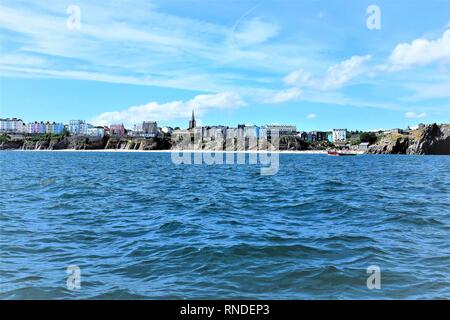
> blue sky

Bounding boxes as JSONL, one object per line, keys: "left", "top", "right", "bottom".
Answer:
{"left": 0, "top": 0, "right": 449, "bottom": 131}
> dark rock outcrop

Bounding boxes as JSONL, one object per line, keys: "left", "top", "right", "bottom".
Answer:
{"left": 0, "top": 140, "right": 24, "bottom": 150}
{"left": 1, "top": 135, "right": 170, "bottom": 151}
{"left": 366, "top": 136, "right": 411, "bottom": 154}
{"left": 279, "top": 136, "right": 310, "bottom": 151}
{"left": 104, "top": 137, "right": 165, "bottom": 150}
{"left": 367, "top": 123, "right": 450, "bottom": 155}
{"left": 49, "top": 137, "right": 70, "bottom": 150}
{"left": 68, "top": 136, "right": 108, "bottom": 150}
{"left": 407, "top": 123, "right": 450, "bottom": 155}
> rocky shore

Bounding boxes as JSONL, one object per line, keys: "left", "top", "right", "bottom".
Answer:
{"left": 171, "top": 135, "right": 316, "bottom": 151}
{"left": 0, "top": 136, "right": 171, "bottom": 151}
{"left": 366, "top": 123, "right": 450, "bottom": 155}
{"left": 1, "top": 136, "right": 109, "bottom": 150}
{"left": 0, "top": 134, "right": 323, "bottom": 152}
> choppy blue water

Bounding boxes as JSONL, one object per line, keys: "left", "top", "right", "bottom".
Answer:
{"left": 0, "top": 151, "right": 449, "bottom": 299}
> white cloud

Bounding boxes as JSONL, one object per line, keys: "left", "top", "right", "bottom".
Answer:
{"left": 232, "top": 17, "right": 279, "bottom": 46}
{"left": 283, "top": 69, "right": 311, "bottom": 86}
{"left": 322, "top": 55, "right": 371, "bottom": 89}
{"left": 91, "top": 92, "right": 246, "bottom": 127}
{"left": 264, "top": 87, "right": 302, "bottom": 104}
{"left": 405, "top": 111, "right": 427, "bottom": 119}
{"left": 190, "top": 91, "right": 246, "bottom": 110}
{"left": 388, "top": 29, "right": 450, "bottom": 70}
{"left": 282, "top": 55, "right": 371, "bottom": 92}
{"left": 0, "top": 2, "right": 303, "bottom": 93}
{"left": 307, "top": 113, "right": 317, "bottom": 119}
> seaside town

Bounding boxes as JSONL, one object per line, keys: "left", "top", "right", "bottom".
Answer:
{"left": 0, "top": 112, "right": 449, "bottom": 155}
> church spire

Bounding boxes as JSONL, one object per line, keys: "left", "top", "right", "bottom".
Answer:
{"left": 189, "top": 108, "right": 196, "bottom": 129}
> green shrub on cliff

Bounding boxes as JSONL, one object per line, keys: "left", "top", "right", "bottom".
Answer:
{"left": 360, "top": 132, "right": 377, "bottom": 144}
{"left": 0, "top": 134, "right": 11, "bottom": 143}
{"left": 27, "top": 133, "right": 66, "bottom": 142}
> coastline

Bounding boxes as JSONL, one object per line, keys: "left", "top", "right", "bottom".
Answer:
{"left": 3, "top": 149, "right": 340, "bottom": 154}
{"left": 2, "top": 124, "right": 448, "bottom": 155}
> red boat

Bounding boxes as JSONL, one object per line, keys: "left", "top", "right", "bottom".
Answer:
{"left": 327, "top": 150, "right": 357, "bottom": 156}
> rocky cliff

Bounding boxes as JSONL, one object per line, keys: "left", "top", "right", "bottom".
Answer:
{"left": 365, "top": 136, "right": 411, "bottom": 154}
{"left": 171, "top": 135, "right": 311, "bottom": 151}
{"left": 366, "top": 123, "right": 450, "bottom": 155}
{"left": 18, "top": 136, "right": 108, "bottom": 150}
{"left": 0, "top": 135, "right": 172, "bottom": 151}
{"left": 105, "top": 137, "right": 170, "bottom": 150}
{"left": 1, "top": 136, "right": 110, "bottom": 150}
{"left": 0, "top": 140, "right": 24, "bottom": 150}
{"left": 407, "top": 123, "right": 450, "bottom": 155}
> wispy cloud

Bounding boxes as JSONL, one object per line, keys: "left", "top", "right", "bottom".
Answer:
{"left": 263, "top": 87, "right": 302, "bottom": 104}
{"left": 0, "top": 1, "right": 307, "bottom": 96}
{"left": 405, "top": 111, "right": 427, "bottom": 119}
{"left": 322, "top": 55, "right": 372, "bottom": 90}
{"left": 232, "top": 17, "right": 279, "bottom": 46}
{"left": 307, "top": 113, "right": 317, "bottom": 119}
{"left": 283, "top": 69, "right": 311, "bottom": 86}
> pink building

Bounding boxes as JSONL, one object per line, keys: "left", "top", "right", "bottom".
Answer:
{"left": 27, "top": 121, "right": 46, "bottom": 134}
{"left": 109, "top": 124, "right": 125, "bottom": 137}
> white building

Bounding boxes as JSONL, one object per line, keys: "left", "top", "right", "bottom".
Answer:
{"left": 268, "top": 125, "right": 296, "bottom": 136}
{"left": 358, "top": 142, "right": 370, "bottom": 150}
{"left": 69, "top": 120, "right": 86, "bottom": 135}
{"left": 0, "top": 118, "right": 26, "bottom": 133}
{"left": 87, "top": 126, "right": 105, "bottom": 138}
{"left": 133, "top": 121, "right": 159, "bottom": 138}
{"left": 45, "top": 121, "right": 52, "bottom": 134}
{"left": 260, "top": 125, "right": 297, "bottom": 139}
{"left": 332, "top": 129, "right": 347, "bottom": 142}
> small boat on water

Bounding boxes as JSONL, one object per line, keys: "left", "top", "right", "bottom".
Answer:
{"left": 327, "top": 150, "right": 358, "bottom": 156}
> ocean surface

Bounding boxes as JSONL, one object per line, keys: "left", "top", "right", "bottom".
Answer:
{"left": 0, "top": 151, "right": 449, "bottom": 299}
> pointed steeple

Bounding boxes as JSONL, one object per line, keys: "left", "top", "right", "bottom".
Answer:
{"left": 189, "top": 108, "right": 196, "bottom": 129}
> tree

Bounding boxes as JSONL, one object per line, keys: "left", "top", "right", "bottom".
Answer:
{"left": 62, "top": 127, "right": 70, "bottom": 137}
{"left": 360, "top": 132, "right": 377, "bottom": 144}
